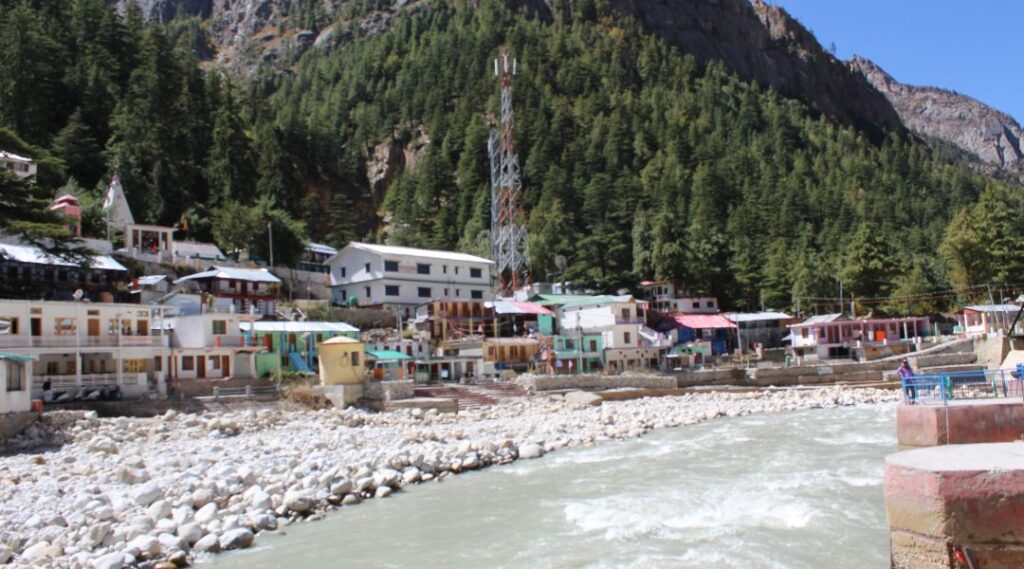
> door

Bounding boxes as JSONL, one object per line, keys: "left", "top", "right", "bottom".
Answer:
{"left": 196, "top": 356, "right": 206, "bottom": 379}
{"left": 88, "top": 319, "right": 100, "bottom": 337}
{"left": 222, "top": 355, "right": 230, "bottom": 378}
{"left": 30, "top": 318, "right": 41, "bottom": 337}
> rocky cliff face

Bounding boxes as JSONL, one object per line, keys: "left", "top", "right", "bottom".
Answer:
{"left": 600, "top": 0, "right": 903, "bottom": 139}
{"left": 114, "top": 0, "right": 903, "bottom": 137}
{"left": 850, "top": 55, "right": 1024, "bottom": 175}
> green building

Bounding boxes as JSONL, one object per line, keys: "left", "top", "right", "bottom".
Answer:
{"left": 243, "top": 321, "right": 360, "bottom": 377}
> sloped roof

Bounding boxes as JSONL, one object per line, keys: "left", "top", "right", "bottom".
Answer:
{"left": 794, "top": 313, "right": 846, "bottom": 326}
{"left": 174, "top": 266, "right": 281, "bottom": 284}
{"left": 486, "top": 301, "right": 553, "bottom": 315}
{"left": 174, "top": 241, "right": 226, "bottom": 260}
{"left": 560, "top": 295, "right": 638, "bottom": 309}
{"left": 321, "top": 336, "right": 362, "bottom": 345}
{"left": 963, "top": 304, "right": 1020, "bottom": 314}
{"left": 136, "top": 275, "right": 168, "bottom": 287}
{"left": 246, "top": 321, "right": 358, "bottom": 333}
{"left": 529, "top": 294, "right": 597, "bottom": 307}
{"left": 724, "top": 311, "right": 793, "bottom": 323}
{"left": 331, "top": 242, "right": 494, "bottom": 265}
{"left": 306, "top": 242, "right": 338, "bottom": 256}
{"left": 0, "top": 242, "right": 126, "bottom": 271}
{"left": 366, "top": 350, "right": 411, "bottom": 360}
{"left": 669, "top": 313, "right": 737, "bottom": 329}
{"left": 0, "top": 351, "right": 35, "bottom": 362}
{"left": 0, "top": 150, "right": 31, "bottom": 163}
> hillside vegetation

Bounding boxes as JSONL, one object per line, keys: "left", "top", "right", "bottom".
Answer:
{"left": 0, "top": 0, "right": 1020, "bottom": 310}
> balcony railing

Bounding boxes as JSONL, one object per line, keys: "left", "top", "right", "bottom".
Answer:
{"left": 0, "top": 335, "right": 168, "bottom": 349}
{"left": 36, "top": 372, "right": 145, "bottom": 391}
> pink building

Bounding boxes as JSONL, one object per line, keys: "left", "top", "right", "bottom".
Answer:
{"left": 788, "top": 313, "right": 931, "bottom": 361}
{"left": 49, "top": 194, "right": 82, "bottom": 236}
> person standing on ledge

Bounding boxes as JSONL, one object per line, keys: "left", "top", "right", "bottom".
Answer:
{"left": 898, "top": 360, "right": 916, "bottom": 403}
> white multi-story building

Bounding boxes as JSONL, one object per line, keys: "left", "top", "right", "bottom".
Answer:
{"left": 558, "top": 295, "right": 669, "bottom": 372}
{"left": 166, "top": 312, "right": 260, "bottom": 381}
{"left": 1, "top": 150, "right": 36, "bottom": 180}
{"left": 637, "top": 280, "right": 718, "bottom": 313}
{"left": 326, "top": 243, "right": 494, "bottom": 317}
{"left": 0, "top": 299, "right": 169, "bottom": 398}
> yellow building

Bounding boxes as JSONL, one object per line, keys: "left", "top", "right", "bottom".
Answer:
{"left": 317, "top": 336, "right": 365, "bottom": 386}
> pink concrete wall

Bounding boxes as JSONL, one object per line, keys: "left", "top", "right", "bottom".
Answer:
{"left": 897, "top": 402, "right": 1024, "bottom": 448}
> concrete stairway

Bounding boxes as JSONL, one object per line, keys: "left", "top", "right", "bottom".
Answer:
{"left": 413, "top": 383, "right": 527, "bottom": 412}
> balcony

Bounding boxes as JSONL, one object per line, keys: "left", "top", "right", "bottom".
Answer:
{"left": 0, "top": 335, "right": 168, "bottom": 349}
{"left": 36, "top": 372, "right": 146, "bottom": 391}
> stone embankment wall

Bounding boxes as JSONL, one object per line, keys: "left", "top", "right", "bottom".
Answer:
{"left": 517, "top": 375, "right": 677, "bottom": 393}
{"left": 362, "top": 381, "right": 414, "bottom": 401}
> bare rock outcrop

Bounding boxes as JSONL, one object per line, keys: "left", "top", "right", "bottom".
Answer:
{"left": 850, "top": 55, "right": 1024, "bottom": 176}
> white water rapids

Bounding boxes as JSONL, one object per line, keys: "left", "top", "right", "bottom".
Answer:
{"left": 210, "top": 403, "right": 896, "bottom": 568}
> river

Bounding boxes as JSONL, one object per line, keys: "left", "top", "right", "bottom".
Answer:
{"left": 210, "top": 403, "right": 896, "bottom": 569}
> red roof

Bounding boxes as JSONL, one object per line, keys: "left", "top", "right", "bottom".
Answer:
{"left": 489, "top": 301, "right": 554, "bottom": 316}
{"left": 670, "top": 313, "right": 737, "bottom": 329}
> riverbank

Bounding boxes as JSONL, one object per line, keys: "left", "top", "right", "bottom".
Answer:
{"left": 0, "top": 387, "right": 899, "bottom": 568}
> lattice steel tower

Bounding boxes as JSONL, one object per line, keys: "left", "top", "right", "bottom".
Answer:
{"left": 489, "top": 47, "right": 529, "bottom": 296}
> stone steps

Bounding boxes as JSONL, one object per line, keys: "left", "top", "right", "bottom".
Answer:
{"left": 413, "top": 383, "right": 527, "bottom": 411}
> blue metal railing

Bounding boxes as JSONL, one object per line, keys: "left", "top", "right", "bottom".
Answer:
{"left": 901, "top": 366, "right": 1024, "bottom": 405}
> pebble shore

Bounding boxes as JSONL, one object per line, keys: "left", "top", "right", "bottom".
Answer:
{"left": 0, "top": 386, "right": 899, "bottom": 568}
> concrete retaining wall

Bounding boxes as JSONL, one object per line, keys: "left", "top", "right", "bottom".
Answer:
{"left": 0, "top": 411, "right": 39, "bottom": 443}
{"left": 675, "top": 369, "right": 745, "bottom": 387}
{"left": 897, "top": 401, "right": 1024, "bottom": 449}
{"left": 886, "top": 443, "right": 1024, "bottom": 568}
{"left": 363, "top": 380, "right": 414, "bottom": 401}
{"left": 522, "top": 375, "right": 677, "bottom": 392}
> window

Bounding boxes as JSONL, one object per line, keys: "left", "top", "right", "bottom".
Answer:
{"left": 444, "top": 288, "right": 449, "bottom": 297}
{"left": 123, "top": 359, "right": 145, "bottom": 373}
{"left": 471, "top": 290, "right": 483, "bottom": 300}
{"left": 565, "top": 339, "right": 575, "bottom": 349}
{"left": 54, "top": 318, "right": 76, "bottom": 336}
{"left": 443, "top": 265, "right": 448, "bottom": 274}
{"left": 46, "top": 361, "right": 58, "bottom": 375}
{"left": 418, "top": 287, "right": 431, "bottom": 298}
{"left": 154, "top": 356, "right": 162, "bottom": 372}
{"left": 182, "top": 356, "right": 194, "bottom": 371}
{"left": 455, "top": 267, "right": 460, "bottom": 275}
{"left": 0, "top": 318, "right": 18, "bottom": 335}
{"left": 6, "top": 363, "right": 23, "bottom": 392}
{"left": 137, "top": 320, "right": 149, "bottom": 336}
{"left": 417, "top": 263, "right": 431, "bottom": 275}
{"left": 364, "top": 287, "right": 371, "bottom": 298}
{"left": 341, "top": 290, "right": 348, "bottom": 301}
{"left": 470, "top": 268, "right": 482, "bottom": 278}
{"left": 589, "top": 340, "right": 598, "bottom": 352}
{"left": 384, "top": 261, "right": 399, "bottom": 272}
{"left": 456, "top": 289, "right": 461, "bottom": 297}
{"left": 341, "top": 267, "right": 347, "bottom": 278}
{"left": 212, "top": 320, "right": 227, "bottom": 335}
{"left": 385, "top": 285, "right": 400, "bottom": 297}
{"left": 210, "top": 357, "right": 220, "bottom": 370}
{"left": 351, "top": 352, "right": 360, "bottom": 366}
{"left": 364, "top": 263, "right": 371, "bottom": 273}
{"left": 624, "top": 332, "right": 632, "bottom": 345}
{"left": 801, "top": 328, "right": 808, "bottom": 338}
{"left": 621, "top": 308, "right": 630, "bottom": 320}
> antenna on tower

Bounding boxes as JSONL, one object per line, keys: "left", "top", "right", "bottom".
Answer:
{"left": 489, "top": 46, "right": 529, "bottom": 297}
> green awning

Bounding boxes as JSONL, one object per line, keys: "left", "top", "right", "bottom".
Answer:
{"left": 0, "top": 351, "right": 36, "bottom": 363}
{"left": 366, "top": 350, "right": 412, "bottom": 361}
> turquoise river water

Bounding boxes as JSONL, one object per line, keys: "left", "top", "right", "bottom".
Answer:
{"left": 210, "top": 403, "right": 897, "bottom": 569}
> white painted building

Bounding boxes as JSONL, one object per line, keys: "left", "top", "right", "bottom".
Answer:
{"left": 636, "top": 281, "right": 718, "bottom": 313}
{"left": 557, "top": 295, "right": 669, "bottom": 371}
{"left": 173, "top": 266, "right": 281, "bottom": 317}
{"left": 326, "top": 243, "right": 494, "bottom": 317}
{"left": 0, "top": 352, "right": 34, "bottom": 414}
{"left": 1, "top": 150, "right": 36, "bottom": 180}
{"left": 0, "top": 299, "right": 169, "bottom": 398}
{"left": 166, "top": 312, "right": 260, "bottom": 380}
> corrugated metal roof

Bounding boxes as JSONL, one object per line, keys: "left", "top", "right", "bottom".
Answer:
{"left": 336, "top": 242, "right": 494, "bottom": 265}
{"left": 529, "top": 294, "right": 596, "bottom": 307}
{"left": 174, "top": 241, "right": 226, "bottom": 260}
{"left": 246, "top": 321, "right": 358, "bottom": 333}
{"left": 796, "top": 313, "right": 846, "bottom": 326}
{"left": 0, "top": 150, "right": 32, "bottom": 163}
{"left": 486, "top": 301, "right": 553, "bottom": 315}
{"left": 0, "top": 351, "right": 35, "bottom": 362}
{"left": 366, "top": 350, "right": 412, "bottom": 360}
{"left": 724, "top": 311, "right": 793, "bottom": 323}
{"left": 0, "top": 242, "right": 126, "bottom": 271}
{"left": 306, "top": 242, "right": 338, "bottom": 256}
{"left": 670, "top": 313, "right": 737, "bottom": 329}
{"left": 174, "top": 266, "right": 281, "bottom": 284}
{"left": 560, "top": 295, "right": 637, "bottom": 309}
{"left": 964, "top": 304, "right": 1021, "bottom": 313}
{"left": 137, "top": 275, "right": 167, "bottom": 287}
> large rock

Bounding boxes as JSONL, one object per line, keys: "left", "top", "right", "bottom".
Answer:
{"left": 93, "top": 552, "right": 125, "bottom": 569}
{"left": 518, "top": 443, "right": 545, "bottom": 460}
{"left": 283, "top": 491, "right": 313, "bottom": 514}
{"left": 193, "top": 533, "right": 220, "bottom": 553}
{"left": 194, "top": 503, "right": 218, "bottom": 525}
{"left": 125, "top": 534, "right": 161, "bottom": 559}
{"left": 177, "top": 522, "right": 203, "bottom": 545}
{"left": 133, "top": 481, "right": 163, "bottom": 507}
{"left": 219, "top": 528, "right": 254, "bottom": 551}
{"left": 565, "top": 391, "right": 603, "bottom": 407}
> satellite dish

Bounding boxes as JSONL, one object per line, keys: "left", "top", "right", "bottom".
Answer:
{"left": 73, "top": 289, "right": 84, "bottom": 301}
{"left": 554, "top": 255, "right": 567, "bottom": 272}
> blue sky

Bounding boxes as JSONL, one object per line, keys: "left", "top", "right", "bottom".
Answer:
{"left": 772, "top": 0, "right": 1024, "bottom": 124}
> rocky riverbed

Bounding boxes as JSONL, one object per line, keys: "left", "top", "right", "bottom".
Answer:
{"left": 0, "top": 387, "right": 899, "bottom": 568}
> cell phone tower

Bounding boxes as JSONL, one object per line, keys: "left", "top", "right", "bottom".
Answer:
{"left": 489, "top": 46, "right": 529, "bottom": 297}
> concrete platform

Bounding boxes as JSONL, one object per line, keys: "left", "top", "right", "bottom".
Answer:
{"left": 361, "top": 397, "right": 459, "bottom": 414}
{"left": 886, "top": 442, "right": 1024, "bottom": 569}
{"left": 897, "top": 399, "right": 1024, "bottom": 448}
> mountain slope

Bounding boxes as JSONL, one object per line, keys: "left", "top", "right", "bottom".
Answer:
{"left": 850, "top": 55, "right": 1024, "bottom": 179}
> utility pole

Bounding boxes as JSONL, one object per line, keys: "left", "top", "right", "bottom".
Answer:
{"left": 267, "top": 222, "right": 274, "bottom": 268}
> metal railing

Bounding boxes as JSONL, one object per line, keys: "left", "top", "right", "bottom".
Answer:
{"left": 901, "top": 367, "right": 1024, "bottom": 405}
